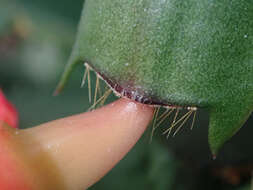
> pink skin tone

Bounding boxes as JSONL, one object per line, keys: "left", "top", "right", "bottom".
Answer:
{"left": 0, "top": 98, "right": 154, "bottom": 190}
{"left": 0, "top": 127, "right": 32, "bottom": 190}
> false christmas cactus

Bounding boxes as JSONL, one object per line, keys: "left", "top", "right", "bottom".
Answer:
{"left": 56, "top": 0, "right": 253, "bottom": 155}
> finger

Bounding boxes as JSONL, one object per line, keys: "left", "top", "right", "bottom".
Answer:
{"left": 3, "top": 98, "right": 154, "bottom": 190}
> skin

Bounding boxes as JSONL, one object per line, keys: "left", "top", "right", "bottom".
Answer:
{"left": 0, "top": 98, "right": 154, "bottom": 190}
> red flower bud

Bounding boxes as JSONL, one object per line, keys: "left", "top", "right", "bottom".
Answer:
{"left": 0, "top": 90, "right": 18, "bottom": 128}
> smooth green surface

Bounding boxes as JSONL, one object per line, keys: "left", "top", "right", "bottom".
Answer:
{"left": 58, "top": 0, "right": 253, "bottom": 154}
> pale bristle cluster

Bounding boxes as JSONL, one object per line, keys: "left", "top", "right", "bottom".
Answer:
{"left": 150, "top": 107, "right": 197, "bottom": 142}
{"left": 82, "top": 63, "right": 113, "bottom": 110}
{"left": 81, "top": 63, "right": 198, "bottom": 140}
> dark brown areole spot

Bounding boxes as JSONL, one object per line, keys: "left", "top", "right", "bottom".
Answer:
{"left": 85, "top": 62, "right": 197, "bottom": 111}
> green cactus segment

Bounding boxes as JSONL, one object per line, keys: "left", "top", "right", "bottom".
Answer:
{"left": 57, "top": 0, "right": 253, "bottom": 153}
{"left": 209, "top": 100, "right": 253, "bottom": 155}
{"left": 54, "top": 42, "right": 82, "bottom": 95}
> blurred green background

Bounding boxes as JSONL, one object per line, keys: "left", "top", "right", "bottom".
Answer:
{"left": 1, "top": 0, "right": 253, "bottom": 189}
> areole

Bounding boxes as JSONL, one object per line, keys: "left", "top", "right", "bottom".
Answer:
{"left": 56, "top": 0, "right": 253, "bottom": 155}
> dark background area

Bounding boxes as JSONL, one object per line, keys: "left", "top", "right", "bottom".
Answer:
{"left": 1, "top": 1, "right": 252, "bottom": 189}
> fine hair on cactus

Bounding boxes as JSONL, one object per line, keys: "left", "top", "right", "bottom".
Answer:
{"left": 56, "top": 0, "right": 253, "bottom": 156}
{"left": 79, "top": 62, "right": 198, "bottom": 142}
